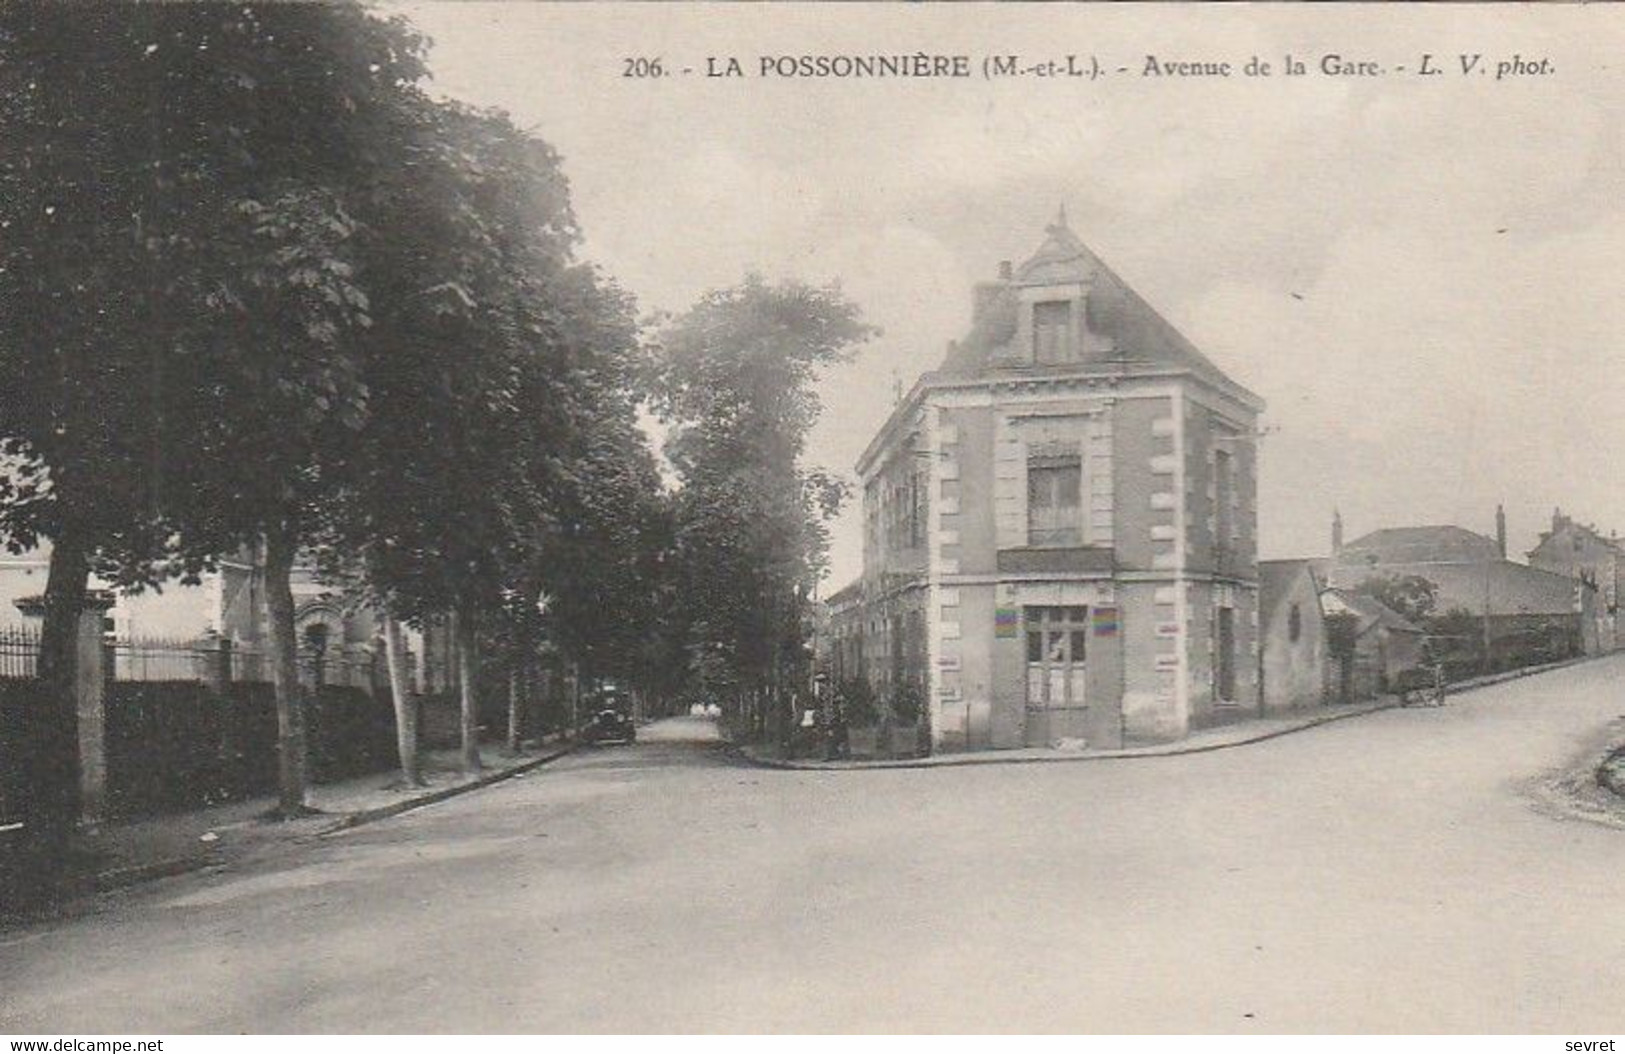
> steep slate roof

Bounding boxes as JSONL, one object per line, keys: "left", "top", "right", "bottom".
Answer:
{"left": 861, "top": 212, "right": 1262, "bottom": 479}
{"left": 938, "top": 212, "right": 1253, "bottom": 399}
{"left": 1338, "top": 525, "right": 1501, "bottom": 566}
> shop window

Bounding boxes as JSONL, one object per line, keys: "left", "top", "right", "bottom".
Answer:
{"left": 1025, "top": 606, "right": 1088, "bottom": 710}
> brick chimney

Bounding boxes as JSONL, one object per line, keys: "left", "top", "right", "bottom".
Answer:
{"left": 1496, "top": 503, "right": 1507, "bottom": 558}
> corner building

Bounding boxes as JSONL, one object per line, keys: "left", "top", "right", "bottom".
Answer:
{"left": 855, "top": 213, "right": 1264, "bottom": 750}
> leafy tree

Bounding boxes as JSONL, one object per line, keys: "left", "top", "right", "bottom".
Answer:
{"left": 650, "top": 277, "right": 875, "bottom": 740}
{"left": 1352, "top": 573, "right": 1438, "bottom": 625}
{"left": 537, "top": 416, "right": 672, "bottom": 698}
{"left": 0, "top": 3, "right": 432, "bottom": 841}
{"left": 324, "top": 100, "right": 651, "bottom": 776}
{"left": 1324, "top": 611, "right": 1360, "bottom": 704}
{"left": 836, "top": 677, "right": 879, "bottom": 727}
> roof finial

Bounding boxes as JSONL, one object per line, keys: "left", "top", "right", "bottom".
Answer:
{"left": 1053, "top": 203, "right": 1069, "bottom": 231}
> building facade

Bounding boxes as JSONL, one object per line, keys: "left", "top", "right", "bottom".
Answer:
{"left": 0, "top": 540, "right": 441, "bottom": 691}
{"left": 1527, "top": 509, "right": 1624, "bottom": 652}
{"left": 1258, "top": 559, "right": 1328, "bottom": 712}
{"left": 820, "top": 580, "right": 866, "bottom": 687}
{"left": 848, "top": 213, "right": 1264, "bottom": 751}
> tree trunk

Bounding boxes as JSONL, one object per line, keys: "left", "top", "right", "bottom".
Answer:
{"left": 262, "top": 525, "right": 309, "bottom": 817}
{"left": 29, "top": 525, "right": 91, "bottom": 869}
{"left": 453, "top": 607, "right": 482, "bottom": 772}
{"left": 568, "top": 660, "right": 581, "bottom": 740}
{"left": 506, "top": 666, "right": 523, "bottom": 755}
{"left": 382, "top": 617, "right": 422, "bottom": 786}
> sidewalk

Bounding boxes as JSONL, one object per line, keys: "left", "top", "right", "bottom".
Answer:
{"left": 76, "top": 736, "right": 576, "bottom": 893}
{"left": 738, "top": 698, "right": 1397, "bottom": 771}
{"left": 738, "top": 654, "right": 1596, "bottom": 772}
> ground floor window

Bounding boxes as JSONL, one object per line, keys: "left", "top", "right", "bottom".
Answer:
{"left": 1216, "top": 605, "right": 1236, "bottom": 702}
{"left": 1025, "top": 605, "right": 1088, "bottom": 709}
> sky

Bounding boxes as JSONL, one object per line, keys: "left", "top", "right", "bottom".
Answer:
{"left": 389, "top": 2, "right": 1625, "bottom": 589}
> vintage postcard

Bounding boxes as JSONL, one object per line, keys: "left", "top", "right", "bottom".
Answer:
{"left": 1, "top": 1, "right": 1622, "bottom": 1041}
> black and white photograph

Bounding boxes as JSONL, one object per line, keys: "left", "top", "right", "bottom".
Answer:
{"left": 1, "top": 1, "right": 1624, "bottom": 1040}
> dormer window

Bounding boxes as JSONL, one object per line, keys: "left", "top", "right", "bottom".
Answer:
{"left": 1033, "top": 300, "right": 1075, "bottom": 364}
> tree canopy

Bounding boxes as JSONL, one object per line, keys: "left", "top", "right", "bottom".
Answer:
{"left": 0, "top": 2, "right": 672, "bottom": 827}
{"left": 649, "top": 277, "right": 875, "bottom": 732}
{"left": 1352, "top": 573, "right": 1438, "bottom": 625}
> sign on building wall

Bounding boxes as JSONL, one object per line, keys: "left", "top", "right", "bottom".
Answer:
{"left": 1093, "top": 607, "right": 1120, "bottom": 637}
{"left": 994, "top": 607, "right": 1020, "bottom": 638}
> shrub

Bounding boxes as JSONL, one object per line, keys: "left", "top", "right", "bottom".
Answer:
{"left": 837, "top": 677, "right": 879, "bottom": 727}
{"left": 104, "top": 681, "right": 398, "bottom": 819}
{"left": 890, "top": 680, "right": 923, "bottom": 725}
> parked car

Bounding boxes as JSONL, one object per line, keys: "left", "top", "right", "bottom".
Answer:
{"left": 584, "top": 708, "right": 636, "bottom": 745}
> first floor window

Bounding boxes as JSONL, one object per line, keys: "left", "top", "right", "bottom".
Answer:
{"left": 1027, "top": 453, "right": 1083, "bottom": 547}
{"left": 1026, "top": 606, "right": 1088, "bottom": 709}
{"left": 1214, "top": 446, "right": 1236, "bottom": 550}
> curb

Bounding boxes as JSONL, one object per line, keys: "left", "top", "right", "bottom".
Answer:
{"left": 737, "top": 654, "right": 1601, "bottom": 773}
{"left": 1443, "top": 655, "right": 1589, "bottom": 695}
{"left": 95, "top": 853, "right": 221, "bottom": 893}
{"left": 732, "top": 702, "right": 1396, "bottom": 772}
{"left": 315, "top": 742, "right": 576, "bottom": 836}
{"left": 1598, "top": 745, "right": 1625, "bottom": 799}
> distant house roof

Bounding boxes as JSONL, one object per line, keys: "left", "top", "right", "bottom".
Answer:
{"left": 1258, "top": 559, "right": 1322, "bottom": 627}
{"left": 1338, "top": 525, "right": 1501, "bottom": 567}
{"left": 937, "top": 212, "right": 1258, "bottom": 404}
{"left": 1531, "top": 516, "right": 1625, "bottom": 558}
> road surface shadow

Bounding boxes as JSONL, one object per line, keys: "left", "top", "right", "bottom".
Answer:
{"left": 570, "top": 716, "right": 742, "bottom": 773}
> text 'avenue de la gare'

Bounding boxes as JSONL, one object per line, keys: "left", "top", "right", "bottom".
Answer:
{"left": 625, "top": 52, "right": 1556, "bottom": 81}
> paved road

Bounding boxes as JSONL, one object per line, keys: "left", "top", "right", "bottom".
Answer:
{"left": 4, "top": 658, "right": 1625, "bottom": 1033}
